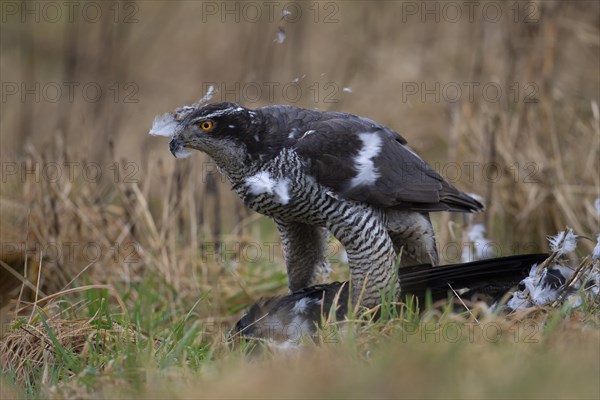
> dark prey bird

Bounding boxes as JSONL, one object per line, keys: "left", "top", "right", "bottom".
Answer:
{"left": 233, "top": 253, "right": 551, "bottom": 342}
{"left": 150, "top": 101, "right": 484, "bottom": 308}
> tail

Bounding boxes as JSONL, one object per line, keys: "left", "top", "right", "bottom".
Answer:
{"left": 233, "top": 253, "right": 549, "bottom": 339}
{"left": 399, "top": 253, "right": 549, "bottom": 302}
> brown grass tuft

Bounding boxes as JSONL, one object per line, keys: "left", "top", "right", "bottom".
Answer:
{"left": 0, "top": 285, "right": 135, "bottom": 386}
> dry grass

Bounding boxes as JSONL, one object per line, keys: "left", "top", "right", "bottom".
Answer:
{"left": 3, "top": 295, "right": 598, "bottom": 399}
{"left": 0, "top": 285, "right": 132, "bottom": 385}
{"left": 1, "top": 318, "right": 133, "bottom": 385}
{"left": 1, "top": 1, "right": 599, "bottom": 398}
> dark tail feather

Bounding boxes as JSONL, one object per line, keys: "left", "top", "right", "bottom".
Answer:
{"left": 399, "top": 253, "right": 549, "bottom": 302}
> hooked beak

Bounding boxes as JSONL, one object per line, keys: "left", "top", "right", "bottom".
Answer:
{"left": 148, "top": 112, "right": 193, "bottom": 159}
{"left": 168, "top": 137, "right": 183, "bottom": 157}
{"left": 168, "top": 136, "right": 193, "bottom": 159}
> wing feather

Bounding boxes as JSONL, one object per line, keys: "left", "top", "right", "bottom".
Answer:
{"left": 290, "top": 111, "right": 483, "bottom": 213}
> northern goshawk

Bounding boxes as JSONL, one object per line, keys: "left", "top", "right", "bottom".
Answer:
{"left": 150, "top": 102, "right": 483, "bottom": 308}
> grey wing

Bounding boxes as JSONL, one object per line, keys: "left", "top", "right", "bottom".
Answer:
{"left": 293, "top": 114, "right": 483, "bottom": 213}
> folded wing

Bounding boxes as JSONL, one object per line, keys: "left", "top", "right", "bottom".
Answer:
{"left": 292, "top": 114, "right": 483, "bottom": 212}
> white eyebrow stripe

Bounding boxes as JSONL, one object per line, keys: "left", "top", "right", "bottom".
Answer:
{"left": 194, "top": 107, "right": 245, "bottom": 121}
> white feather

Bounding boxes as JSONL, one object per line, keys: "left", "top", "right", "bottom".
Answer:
{"left": 506, "top": 264, "right": 549, "bottom": 310}
{"left": 462, "top": 224, "right": 494, "bottom": 262}
{"left": 507, "top": 263, "right": 575, "bottom": 310}
{"left": 196, "top": 106, "right": 245, "bottom": 122}
{"left": 527, "top": 269, "right": 559, "bottom": 305}
{"left": 200, "top": 85, "right": 215, "bottom": 103}
{"left": 149, "top": 113, "right": 178, "bottom": 137}
{"left": 349, "top": 133, "right": 382, "bottom": 187}
{"left": 275, "top": 28, "right": 285, "bottom": 44}
{"left": 245, "top": 172, "right": 291, "bottom": 205}
{"left": 273, "top": 179, "right": 291, "bottom": 205}
{"left": 291, "top": 298, "right": 322, "bottom": 316}
{"left": 593, "top": 234, "right": 600, "bottom": 261}
{"left": 301, "top": 130, "right": 315, "bottom": 139}
{"left": 291, "top": 298, "right": 311, "bottom": 315}
{"left": 173, "top": 148, "right": 193, "bottom": 159}
{"left": 246, "top": 171, "right": 275, "bottom": 195}
{"left": 547, "top": 229, "right": 578, "bottom": 257}
{"left": 506, "top": 290, "right": 530, "bottom": 311}
{"left": 588, "top": 268, "right": 600, "bottom": 297}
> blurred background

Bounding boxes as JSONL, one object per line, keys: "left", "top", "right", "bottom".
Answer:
{"left": 1, "top": 1, "right": 599, "bottom": 314}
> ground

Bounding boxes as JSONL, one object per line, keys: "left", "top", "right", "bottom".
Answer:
{"left": 1, "top": 1, "right": 599, "bottom": 398}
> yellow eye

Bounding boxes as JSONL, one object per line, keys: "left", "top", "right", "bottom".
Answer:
{"left": 199, "top": 120, "right": 214, "bottom": 132}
